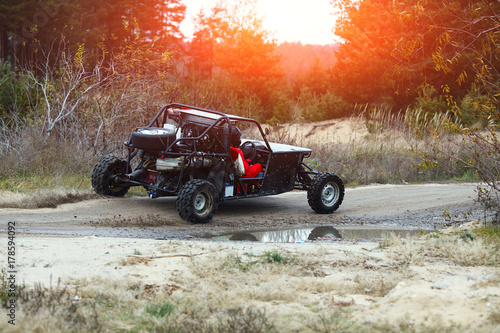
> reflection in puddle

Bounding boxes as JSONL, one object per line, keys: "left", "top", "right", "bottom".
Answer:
{"left": 215, "top": 226, "right": 423, "bottom": 243}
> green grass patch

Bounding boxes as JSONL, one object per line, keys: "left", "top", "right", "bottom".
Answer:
{"left": 262, "top": 250, "right": 296, "bottom": 265}
{"left": 144, "top": 301, "right": 175, "bottom": 318}
{"left": 473, "top": 225, "right": 500, "bottom": 244}
{"left": 0, "top": 172, "right": 91, "bottom": 192}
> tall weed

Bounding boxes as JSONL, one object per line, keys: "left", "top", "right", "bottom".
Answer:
{"left": 0, "top": 127, "right": 95, "bottom": 191}
{"left": 266, "top": 107, "right": 475, "bottom": 185}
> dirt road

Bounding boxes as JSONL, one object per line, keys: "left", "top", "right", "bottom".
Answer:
{"left": 2, "top": 182, "right": 499, "bottom": 333}
{"left": 0, "top": 183, "right": 480, "bottom": 239}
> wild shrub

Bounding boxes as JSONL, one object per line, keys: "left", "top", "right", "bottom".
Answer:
{"left": 296, "top": 90, "right": 352, "bottom": 122}
{"left": 0, "top": 61, "right": 40, "bottom": 127}
{"left": 15, "top": 282, "right": 101, "bottom": 332}
{"left": 412, "top": 84, "right": 449, "bottom": 116}
{"left": 406, "top": 94, "right": 500, "bottom": 223}
{"left": 0, "top": 128, "right": 95, "bottom": 191}
{"left": 143, "top": 306, "right": 274, "bottom": 333}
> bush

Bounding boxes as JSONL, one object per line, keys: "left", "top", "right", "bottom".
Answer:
{"left": 0, "top": 127, "right": 95, "bottom": 191}
{"left": 14, "top": 282, "right": 101, "bottom": 332}
{"left": 318, "top": 91, "right": 353, "bottom": 119}
{"left": 413, "top": 84, "right": 449, "bottom": 116}
{"left": 269, "top": 93, "right": 293, "bottom": 124}
{"left": 456, "top": 92, "right": 494, "bottom": 127}
{"left": 298, "top": 89, "right": 352, "bottom": 122}
{"left": 407, "top": 88, "right": 500, "bottom": 223}
{"left": 0, "top": 60, "right": 38, "bottom": 126}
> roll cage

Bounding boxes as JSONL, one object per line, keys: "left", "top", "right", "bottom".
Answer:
{"left": 123, "top": 103, "right": 318, "bottom": 200}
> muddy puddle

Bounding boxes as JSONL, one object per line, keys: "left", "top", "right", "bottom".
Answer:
{"left": 209, "top": 226, "right": 426, "bottom": 243}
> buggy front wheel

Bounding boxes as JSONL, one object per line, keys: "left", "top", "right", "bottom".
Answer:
{"left": 307, "top": 172, "right": 344, "bottom": 214}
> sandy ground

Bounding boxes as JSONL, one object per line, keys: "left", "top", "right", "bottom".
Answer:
{"left": 2, "top": 224, "right": 499, "bottom": 332}
{"left": 253, "top": 118, "right": 369, "bottom": 147}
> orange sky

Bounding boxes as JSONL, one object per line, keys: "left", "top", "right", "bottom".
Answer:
{"left": 180, "top": 0, "right": 339, "bottom": 45}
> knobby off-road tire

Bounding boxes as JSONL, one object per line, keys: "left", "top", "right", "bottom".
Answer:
{"left": 91, "top": 155, "right": 130, "bottom": 197}
{"left": 176, "top": 179, "right": 219, "bottom": 224}
{"left": 307, "top": 172, "right": 344, "bottom": 214}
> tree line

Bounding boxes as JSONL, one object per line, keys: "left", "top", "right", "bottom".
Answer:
{"left": 0, "top": 0, "right": 498, "bottom": 134}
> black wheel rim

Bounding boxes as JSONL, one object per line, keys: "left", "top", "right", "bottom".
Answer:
{"left": 107, "top": 167, "right": 125, "bottom": 193}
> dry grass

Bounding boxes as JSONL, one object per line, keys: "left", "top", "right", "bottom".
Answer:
{"left": 0, "top": 129, "right": 94, "bottom": 174}
{"left": 255, "top": 109, "right": 477, "bottom": 185}
{"left": 387, "top": 231, "right": 500, "bottom": 267}
{"left": 2, "top": 281, "right": 100, "bottom": 333}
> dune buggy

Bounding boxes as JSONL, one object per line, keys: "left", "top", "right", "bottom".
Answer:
{"left": 92, "top": 103, "right": 344, "bottom": 223}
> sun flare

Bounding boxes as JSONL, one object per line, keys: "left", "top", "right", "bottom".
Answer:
{"left": 181, "top": 0, "right": 338, "bottom": 45}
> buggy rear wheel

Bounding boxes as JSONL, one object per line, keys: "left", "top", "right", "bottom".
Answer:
{"left": 307, "top": 172, "right": 344, "bottom": 214}
{"left": 91, "top": 155, "right": 130, "bottom": 197}
{"left": 176, "top": 179, "right": 219, "bottom": 223}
